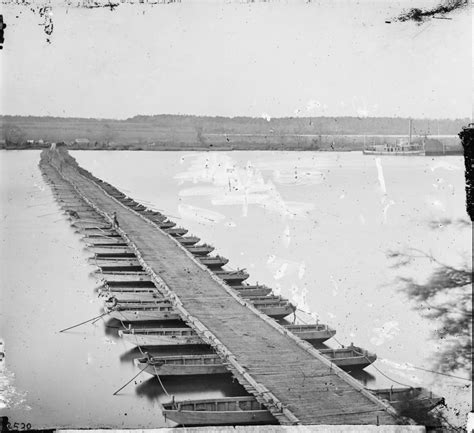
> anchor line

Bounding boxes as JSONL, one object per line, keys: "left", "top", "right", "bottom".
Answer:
{"left": 59, "top": 311, "right": 110, "bottom": 333}
{"left": 152, "top": 364, "right": 171, "bottom": 397}
{"left": 331, "top": 335, "right": 414, "bottom": 389}
{"left": 37, "top": 211, "right": 59, "bottom": 218}
{"left": 91, "top": 315, "right": 103, "bottom": 325}
{"left": 334, "top": 336, "right": 471, "bottom": 383}
{"left": 117, "top": 317, "right": 128, "bottom": 331}
{"left": 118, "top": 324, "right": 172, "bottom": 398}
{"left": 295, "top": 309, "right": 315, "bottom": 325}
{"left": 129, "top": 326, "right": 146, "bottom": 356}
{"left": 294, "top": 308, "right": 470, "bottom": 384}
{"left": 409, "top": 365, "right": 471, "bottom": 382}
{"left": 115, "top": 312, "right": 159, "bottom": 360}
{"left": 112, "top": 364, "right": 148, "bottom": 396}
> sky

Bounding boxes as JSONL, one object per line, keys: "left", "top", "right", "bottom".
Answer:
{"left": 0, "top": 0, "right": 471, "bottom": 119}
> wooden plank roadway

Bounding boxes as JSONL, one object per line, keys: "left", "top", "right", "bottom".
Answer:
{"left": 45, "top": 150, "right": 406, "bottom": 426}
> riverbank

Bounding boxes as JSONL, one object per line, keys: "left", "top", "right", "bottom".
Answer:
{"left": 0, "top": 141, "right": 464, "bottom": 154}
{"left": 0, "top": 115, "right": 465, "bottom": 153}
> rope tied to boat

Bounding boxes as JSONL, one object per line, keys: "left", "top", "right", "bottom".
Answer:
{"left": 129, "top": 328, "right": 145, "bottom": 356}
{"left": 112, "top": 364, "right": 149, "bottom": 396}
{"left": 58, "top": 311, "right": 111, "bottom": 333}
{"left": 152, "top": 363, "right": 171, "bottom": 398}
{"left": 332, "top": 335, "right": 414, "bottom": 389}
{"left": 294, "top": 309, "right": 313, "bottom": 325}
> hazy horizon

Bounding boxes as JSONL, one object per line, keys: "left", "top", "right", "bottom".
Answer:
{"left": 0, "top": 113, "right": 470, "bottom": 122}
{"left": 1, "top": 1, "right": 471, "bottom": 120}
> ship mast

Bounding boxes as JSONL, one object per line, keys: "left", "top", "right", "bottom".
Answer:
{"left": 408, "top": 118, "right": 412, "bottom": 146}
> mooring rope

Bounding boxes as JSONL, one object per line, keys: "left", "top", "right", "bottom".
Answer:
{"left": 152, "top": 363, "right": 171, "bottom": 397}
{"left": 112, "top": 364, "right": 148, "bottom": 396}
{"left": 37, "top": 211, "right": 59, "bottom": 218}
{"left": 59, "top": 311, "right": 110, "bottom": 333}
{"left": 114, "top": 315, "right": 172, "bottom": 399}
{"left": 333, "top": 336, "right": 471, "bottom": 383}
{"left": 295, "top": 309, "right": 311, "bottom": 324}
{"left": 130, "top": 329, "right": 146, "bottom": 356}
{"left": 330, "top": 335, "right": 414, "bottom": 388}
{"left": 409, "top": 365, "right": 471, "bottom": 382}
{"left": 93, "top": 255, "right": 100, "bottom": 270}
{"left": 293, "top": 310, "right": 471, "bottom": 383}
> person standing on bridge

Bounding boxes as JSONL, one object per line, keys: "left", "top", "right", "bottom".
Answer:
{"left": 112, "top": 211, "right": 119, "bottom": 229}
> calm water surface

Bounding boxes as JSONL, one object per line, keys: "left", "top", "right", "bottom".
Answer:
{"left": 0, "top": 150, "right": 471, "bottom": 428}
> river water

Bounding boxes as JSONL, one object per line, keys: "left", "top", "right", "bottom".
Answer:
{"left": 0, "top": 150, "right": 471, "bottom": 428}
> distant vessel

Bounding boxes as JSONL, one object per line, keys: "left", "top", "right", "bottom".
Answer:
{"left": 363, "top": 119, "right": 425, "bottom": 156}
{"left": 363, "top": 141, "right": 425, "bottom": 156}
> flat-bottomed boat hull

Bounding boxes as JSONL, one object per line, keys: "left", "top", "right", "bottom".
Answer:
{"left": 162, "top": 410, "right": 275, "bottom": 426}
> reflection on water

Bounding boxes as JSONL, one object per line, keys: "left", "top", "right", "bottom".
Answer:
{"left": 0, "top": 150, "right": 470, "bottom": 428}
{"left": 103, "top": 318, "right": 123, "bottom": 338}
{"left": 136, "top": 377, "right": 167, "bottom": 402}
{"left": 120, "top": 347, "right": 147, "bottom": 364}
{"left": 347, "top": 369, "right": 377, "bottom": 387}
{"left": 136, "top": 374, "right": 243, "bottom": 403}
{"left": 308, "top": 341, "right": 330, "bottom": 350}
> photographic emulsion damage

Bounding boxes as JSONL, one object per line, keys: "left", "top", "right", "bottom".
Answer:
{"left": 0, "top": 1, "right": 471, "bottom": 432}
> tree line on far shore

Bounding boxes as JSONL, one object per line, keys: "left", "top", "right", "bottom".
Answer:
{"left": 0, "top": 115, "right": 466, "bottom": 151}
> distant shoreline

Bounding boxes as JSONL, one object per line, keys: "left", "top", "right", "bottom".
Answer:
{"left": 0, "top": 143, "right": 463, "bottom": 155}
{"left": 1, "top": 115, "right": 465, "bottom": 142}
{"left": 0, "top": 115, "right": 465, "bottom": 154}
